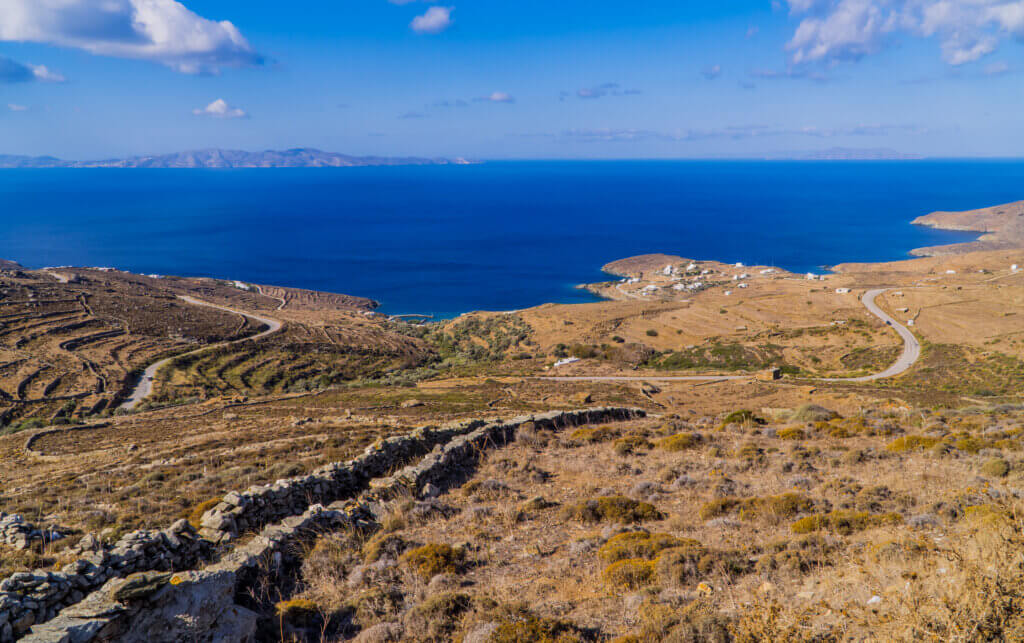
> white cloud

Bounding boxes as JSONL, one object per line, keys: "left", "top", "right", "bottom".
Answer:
{"left": 30, "top": 64, "right": 65, "bottom": 82}
{"left": 0, "top": 56, "right": 65, "bottom": 83}
{"left": 0, "top": 0, "right": 262, "bottom": 74}
{"left": 193, "top": 98, "right": 247, "bottom": 119}
{"left": 7, "top": 103, "right": 28, "bottom": 111}
{"left": 411, "top": 6, "right": 453, "bottom": 34}
{"left": 477, "top": 91, "right": 515, "bottom": 103}
{"left": 785, "top": 0, "right": 1024, "bottom": 66}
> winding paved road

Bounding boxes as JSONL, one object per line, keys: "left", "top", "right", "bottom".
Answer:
{"left": 119, "top": 296, "right": 283, "bottom": 410}
{"left": 539, "top": 287, "right": 920, "bottom": 385}
{"left": 820, "top": 288, "right": 920, "bottom": 382}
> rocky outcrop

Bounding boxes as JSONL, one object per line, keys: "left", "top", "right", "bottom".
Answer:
{"left": 21, "top": 570, "right": 256, "bottom": 643}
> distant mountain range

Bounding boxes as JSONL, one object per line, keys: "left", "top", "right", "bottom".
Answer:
{"left": 0, "top": 148, "right": 473, "bottom": 169}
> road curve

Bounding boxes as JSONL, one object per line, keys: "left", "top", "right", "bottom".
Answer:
{"left": 820, "top": 288, "right": 920, "bottom": 383}
{"left": 538, "top": 288, "right": 920, "bottom": 386}
{"left": 119, "top": 295, "right": 283, "bottom": 410}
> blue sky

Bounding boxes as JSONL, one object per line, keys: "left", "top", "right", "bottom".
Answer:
{"left": 1, "top": 0, "right": 1023, "bottom": 159}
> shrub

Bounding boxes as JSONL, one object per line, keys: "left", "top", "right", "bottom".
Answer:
{"left": 776, "top": 427, "right": 806, "bottom": 440}
{"left": 275, "top": 598, "right": 320, "bottom": 629}
{"left": 658, "top": 432, "right": 703, "bottom": 451}
{"left": 614, "top": 435, "right": 653, "bottom": 456}
{"left": 646, "top": 329, "right": 659, "bottom": 337}
{"left": 721, "top": 409, "right": 764, "bottom": 426}
{"left": 362, "top": 533, "right": 412, "bottom": 563}
{"left": 954, "top": 437, "right": 989, "bottom": 454}
{"left": 598, "top": 532, "right": 697, "bottom": 563}
{"left": 602, "top": 558, "right": 656, "bottom": 589}
{"left": 699, "top": 498, "right": 741, "bottom": 521}
{"left": 700, "top": 493, "right": 814, "bottom": 522}
{"left": 654, "top": 542, "right": 752, "bottom": 586}
{"left": 405, "top": 592, "right": 472, "bottom": 640}
{"left": 401, "top": 543, "right": 465, "bottom": 579}
{"left": 569, "top": 426, "right": 621, "bottom": 444}
{"left": 981, "top": 458, "right": 1011, "bottom": 478}
{"left": 789, "top": 404, "right": 840, "bottom": 423}
{"left": 887, "top": 436, "right": 939, "bottom": 453}
{"left": 791, "top": 510, "right": 902, "bottom": 535}
{"left": 490, "top": 614, "right": 594, "bottom": 643}
{"left": 563, "top": 496, "right": 664, "bottom": 524}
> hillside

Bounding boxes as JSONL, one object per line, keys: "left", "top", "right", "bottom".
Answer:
{"left": 1, "top": 233, "right": 1023, "bottom": 642}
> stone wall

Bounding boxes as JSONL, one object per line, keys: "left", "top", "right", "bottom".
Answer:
{"left": 0, "top": 515, "right": 62, "bottom": 552}
{"left": 18, "top": 407, "right": 646, "bottom": 641}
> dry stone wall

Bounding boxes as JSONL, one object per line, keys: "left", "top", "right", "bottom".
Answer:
{"left": 19, "top": 407, "right": 646, "bottom": 642}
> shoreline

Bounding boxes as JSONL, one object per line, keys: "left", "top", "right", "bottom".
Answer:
{"left": 5, "top": 199, "right": 1021, "bottom": 320}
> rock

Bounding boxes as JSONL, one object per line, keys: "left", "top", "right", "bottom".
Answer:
{"left": 354, "top": 621, "right": 404, "bottom": 643}
{"left": 401, "top": 399, "right": 424, "bottom": 409}
{"left": 118, "top": 571, "right": 244, "bottom": 643}
{"left": 113, "top": 572, "right": 173, "bottom": 602}
{"left": 641, "top": 382, "right": 661, "bottom": 395}
{"left": 420, "top": 483, "right": 441, "bottom": 499}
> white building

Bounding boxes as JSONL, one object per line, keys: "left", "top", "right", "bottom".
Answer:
{"left": 662, "top": 265, "right": 674, "bottom": 276}
{"left": 738, "top": 283, "right": 749, "bottom": 289}
{"left": 836, "top": 288, "right": 852, "bottom": 294}
{"left": 554, "top": 357, "right": 580, "bottom": 368}
{"left": 687, "top": 263, "right": 697, "bottom": 271}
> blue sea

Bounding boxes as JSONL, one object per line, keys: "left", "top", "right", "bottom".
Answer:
{"left": 1, "top": 160, "right": 1017, "bottom": 318}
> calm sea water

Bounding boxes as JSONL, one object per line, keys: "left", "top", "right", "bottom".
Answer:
{"left": 0, "top": 160, "right": 1015, "bottom": 318}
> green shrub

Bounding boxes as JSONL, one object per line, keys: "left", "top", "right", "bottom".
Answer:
{"left": 658, "top": 433, "right": 703, "bottom": 451}
{"left": 598, "top": 532, "right": 697, "bottom": 563}
{"left": 646, "top": 329, "right": 659, "bottom": 337}
{"left": 362, "top": 532, "right": 411, "bottom": 563}
{"left": 401, "top": 543, "right": 465, "bottom": 579}
{"left": 655, "top": 543, "right": 751, "bottom": 585}
{"left": 700, "top": 493, "right": 814, "bottom": 522}
{"left": 602, "top": 558, "right": 656, "bottom": 588}
{"left": 789, "top": 404, "right": 839, "bottom": 423}
{"left": 886, "top": 436, "right": 939, "bottom": 452}
{"left": 721, "top": 409, "right": 764, "bottom": 426}
{"left": 563, "top": 496, "right": 664, "bottom": 524}
{"left": 776, "top": 427, "right": 806, "bottom": 440}
{"left": 614, "top": 435, "right": 653, "bottom": 455}
{"left": 982, "top": 458, "right": 1011, "bottom": 478}
{"left": 791, "top": 510, "right": 902, "bottom": 535}
{"left": 490, "top": 614, "right": 593, "bottom": 643}
{"left": 569, "top": 426, "right": 620, "bottom": 444}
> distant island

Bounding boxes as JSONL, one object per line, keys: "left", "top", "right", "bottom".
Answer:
{"left": 0, "top": 148, "right": 473, "bottom": 169}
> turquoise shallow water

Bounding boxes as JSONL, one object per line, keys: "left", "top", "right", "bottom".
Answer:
{"left": 0, "top": 160, "right": 1006, "bottom": 318}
